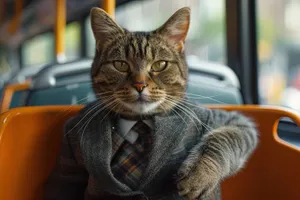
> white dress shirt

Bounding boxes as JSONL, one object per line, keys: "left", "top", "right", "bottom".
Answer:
{"left": 117, "top": 118, "right": 154, "bottom": 144}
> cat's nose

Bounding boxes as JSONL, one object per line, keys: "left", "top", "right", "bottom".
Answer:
{"left": 132, "top": 81, "right": 148, "bottom": 93}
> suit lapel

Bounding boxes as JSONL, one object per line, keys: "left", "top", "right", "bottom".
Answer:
{"left": 80, "top": 112, "right": 133, "bottom": 194}
{"left": 140, "top": 108, "right": 189, "bottom": 188}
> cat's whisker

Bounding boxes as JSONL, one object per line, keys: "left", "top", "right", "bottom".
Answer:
{"left": 166, "top": 96, "right": 201, "bottom": 107}
{"left": 66, "top": 101, "right": 103, "bottom": 135}
{"left": 79, "top": 99, "right": 120, "bottom": 144}
{"left": 177, "top": 104, "right": 219, "bottom": 140}
{"left": 113, "top": 101, "right": 124, "bottom": 117}
{"left": 166, "top": 95, "right": 223, "bottom": 110}
{"left": 168, "top": 109, "right": 188, "bottom": 140}
{"left": 167, "top": 101, "right": 201, "bottom": 128}
{"left": 67, "top": 97, "right": 114, "bottom": 135}
{"left": 165, "top": 97, "right": 214, "bottom": 134}
{"left": 73, "top": 93, "right": 110, "bottom": 105}
{"left": 160, "top": 100, "right": 174, "bottom": 115}
{"left": 164, "top": 98, "right": 202, "bottom": 133}
{"left": 171, "top": 91, "right": 228, "bottom": 103}
{"left": 163, "top": 102, "right": 190, "bottom": 130}
{"left": 178, "top": 103, "right": 214, "bottom": 133}
{"left": 98, "top": 100, "right": 120, "bottom": 124}
{"left": 94, "top": 92, "right": 114, "bottom": 96}
{"left": 51, "top": 93, "right": 111, "bottom": 122}
{"left": 188, "top": 97, "right": 228, "bottom": 105}
{"left": 176, "top": 92, "right": 223, "bottom": 99}
{"left": 172, "top": 92, "right": 228, "bottom": 105}
{"left": 159, "top": 104, "right": 167, "bottom": 114}
{"left": 80, "top": 107, "right": 106, "bottom": 146}
{"left": 167, "top": 97, "right": 220, "bottom": 139}
{"left": 82, "top": 99, "right": 116, "bottom": 127}
{"left": 186, "top": 82, "right": 234, "bottom": 93}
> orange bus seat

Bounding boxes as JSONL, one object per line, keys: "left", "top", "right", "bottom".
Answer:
{"left": 0, "top": 81, "right": 30, "bottom": 113}
{"left": 0, "top": 105, "right": 300, "bottom": 200}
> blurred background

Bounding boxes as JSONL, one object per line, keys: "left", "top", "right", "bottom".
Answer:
{"left": 1, "top": 0, "right": 300, "bottom": 111}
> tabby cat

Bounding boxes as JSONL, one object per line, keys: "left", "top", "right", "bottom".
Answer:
{"left": 44, "top": 7, "right": 258, "bottom": 200}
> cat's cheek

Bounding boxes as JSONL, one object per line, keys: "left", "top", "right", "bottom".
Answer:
{"left": 154, "top": 73, "right": 185, "bottom": 87}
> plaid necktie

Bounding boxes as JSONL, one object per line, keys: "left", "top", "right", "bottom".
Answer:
{"left": 111, "top": 120, "right": 152, "bottom": 189}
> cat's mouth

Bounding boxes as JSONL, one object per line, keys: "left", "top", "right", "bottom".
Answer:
{"left": 125, "top": 94, "right": 152, "bottom": 103}
{"left": 136, "top": 95, "right": 150, "bottom": 103}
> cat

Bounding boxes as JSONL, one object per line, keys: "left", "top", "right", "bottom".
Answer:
{"left": 44, "top": 7, "right": 258, "bottom": 200}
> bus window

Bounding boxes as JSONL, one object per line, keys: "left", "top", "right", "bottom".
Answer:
{"left": 65, "top": 21, "right": 81, "bottom": 61}
{"left": 21, "top": 32, "right": 55, "bottom": 67}
{"left": 86, "top": 0, "right": 226, "bottom": 64}
{"left": 258, "top": 0, "right": 300, "bottom": 112}
{"left": 0, "top": 48, "right": 10, "bottom": 74}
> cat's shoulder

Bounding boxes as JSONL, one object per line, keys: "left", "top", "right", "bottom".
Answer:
{"left": 185, "top": 102, "right": 213, "bottom": 115}
{"left": 184, "top": 102, "right": 233, "bottom": 120}
{"left": 79, "top": 101, "right": 99, "bottom": 115}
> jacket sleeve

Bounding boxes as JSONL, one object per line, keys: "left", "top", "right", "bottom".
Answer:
{"left": 194, "top": 107, "right": 259, "bottom": 178}
{"left": 43, "top": 114, "right": 89, "bottom": 200}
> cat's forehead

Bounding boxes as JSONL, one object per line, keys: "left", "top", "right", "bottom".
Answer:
{"left": 104, "top": 31, "right": 176, "bottom": 62}
{"left": 124, "top": 31, "right": 152, "bottom": 46}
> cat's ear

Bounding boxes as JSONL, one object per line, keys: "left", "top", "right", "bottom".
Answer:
{"left": 90, "top": 7, "right": 124, "bottom": 51}
{"left": 155, "top": 7, "right": 190, "bottom": 53}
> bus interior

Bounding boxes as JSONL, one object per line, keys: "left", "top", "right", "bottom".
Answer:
{"left": 1, "top": 0, "right": 300, "bottom": 199}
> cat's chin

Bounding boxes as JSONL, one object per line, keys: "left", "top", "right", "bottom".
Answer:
{"left": 122, "top": 100, "right": 162, "bottom": 115}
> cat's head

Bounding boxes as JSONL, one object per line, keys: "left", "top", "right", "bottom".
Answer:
{"left": 90, "top": 7, "right": 190, "bottom": 117}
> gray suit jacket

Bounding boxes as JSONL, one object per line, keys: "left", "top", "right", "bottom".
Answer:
{"left": 44, "top": 101, "right": 251, "bottom": 200}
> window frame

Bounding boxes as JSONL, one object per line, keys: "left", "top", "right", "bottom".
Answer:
{"left": 19, "top": 18, "right": 84, "bottom": 68}
{"left": 19, "top": 31, "right": 56, "bottom": 68}
{"left": 225, "top": 0, "right": 259, "bottom": 104}
{"left": 64, "top": 21, "right": 82, "bottom": 61}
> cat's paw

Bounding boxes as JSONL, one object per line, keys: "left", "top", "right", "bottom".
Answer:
{"left": 177, "top": 156, "right": 198, "bottom": 179}
{"left": 177, "top": 157, "right": 221, "bottom": 200}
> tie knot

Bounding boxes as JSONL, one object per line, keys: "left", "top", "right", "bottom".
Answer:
{"left": 131, "top": 121, "right": 151, "bottom": 136}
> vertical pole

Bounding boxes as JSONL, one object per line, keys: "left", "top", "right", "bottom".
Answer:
{"left": 8, "top": 0, "right": 23, "bottom": 34}
{"left": 55, "top": 0, "right": 66, "bottom": 63}
{"left": 102, "top": 0, "right": 116, "bottom": 19}
{"left": 0, "top": 0, "right": 4, "bottom": 24}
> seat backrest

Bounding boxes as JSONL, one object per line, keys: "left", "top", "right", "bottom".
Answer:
{"left": 0, "top": 60, "right": 92, "bottom": 111}
{"left": 0, "top": 63, "right": 51, "bottom": 112}
{"left": 186, "top": 57, "right": 242, "bottom": 105}
{"left": 0, "top": 81, "right": 30, "bottom": 113}
{"left": 8, "top": 89, "right": 30, "bottom": 109}
{"left": 25, "top": 57, "right": 242, "bottom": 106}
{"left": 1, "top": 105, "right": 300, "bottom": 200}
{"left": 27, "top": 59, "right": 93, "bottom": 106}
{"left": 9, "top": 63, "right": 49, "bottom": 84}
{"left": 0, "top": 106, "right": 80, "bottom": 199}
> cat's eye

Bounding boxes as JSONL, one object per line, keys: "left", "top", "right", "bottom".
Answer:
{"left": 113, "top": 61, "right": 129, "bottom": 72}
{"left": 151, "top": 61, "right": 168, "bottom": 72}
